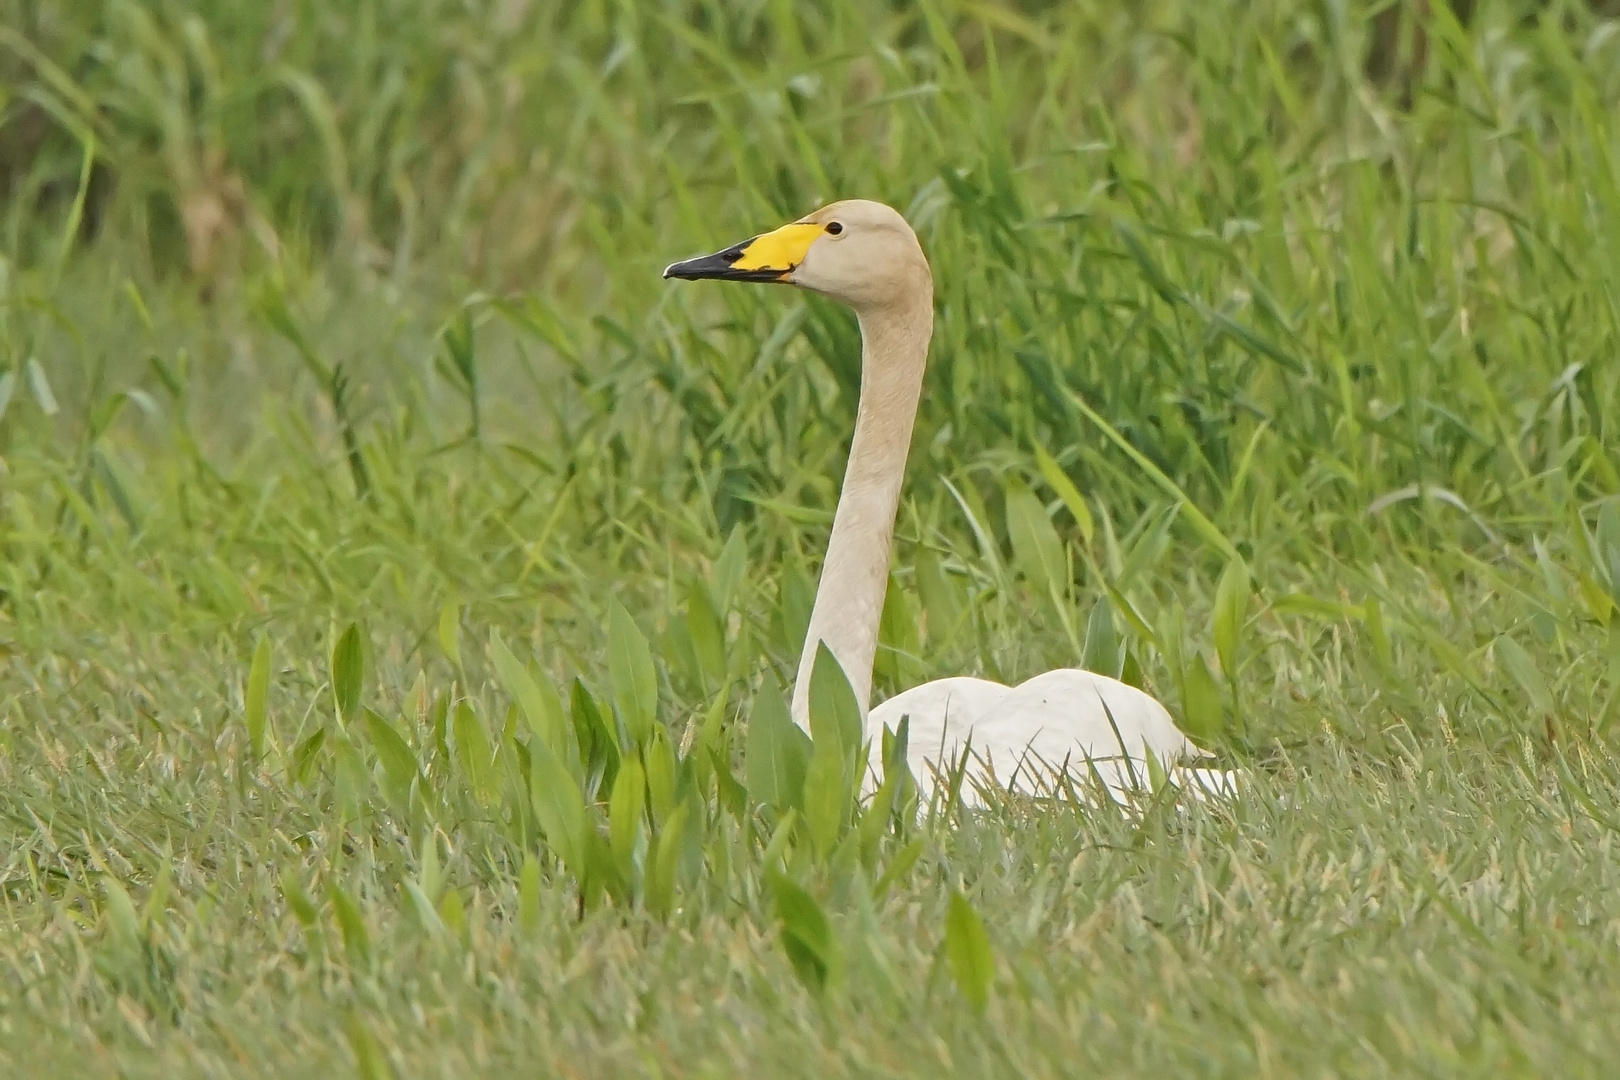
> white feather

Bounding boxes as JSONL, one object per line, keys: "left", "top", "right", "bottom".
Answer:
{"left": 866, "top": 669, "right": 1238, "bottom": 806}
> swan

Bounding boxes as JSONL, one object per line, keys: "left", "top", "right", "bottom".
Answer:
{"left": 665, "top": 200, "right": 1235, "bottom": 806}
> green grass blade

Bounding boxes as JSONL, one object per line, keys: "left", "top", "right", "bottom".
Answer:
{"left": 943, "top": 891, "right": 993, "bottom": 1014}
{"left": 243, "top": 635, "right": 271, "bottom": 759}
{"left": 608, "top": 600, "right": 659, "bottom": 748}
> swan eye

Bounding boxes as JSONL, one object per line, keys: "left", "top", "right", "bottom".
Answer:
{"left": 825, "top": 221, "right": 844, "bottom": 236}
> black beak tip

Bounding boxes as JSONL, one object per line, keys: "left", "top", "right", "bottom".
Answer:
{"left": 662, "top": 249, "right": 785, "bottom": 284}
{"left": 664, "top": 258, "right": 704, "bottom": 281}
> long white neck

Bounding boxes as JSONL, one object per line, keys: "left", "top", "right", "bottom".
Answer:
{"left": 790, "top": 290, "right": 933, "bottom": 731}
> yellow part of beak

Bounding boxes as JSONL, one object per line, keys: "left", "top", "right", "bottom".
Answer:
{"left": 730, "top": 222, "right": 822, "bottom": 272}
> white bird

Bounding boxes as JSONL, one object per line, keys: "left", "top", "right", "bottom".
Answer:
{"left": 665, "top": 200, "right": 1235, "bottom": 807}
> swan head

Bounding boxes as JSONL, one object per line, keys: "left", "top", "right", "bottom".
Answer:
{"left": 663, "top": 199, "right": 931, "bottom": 312}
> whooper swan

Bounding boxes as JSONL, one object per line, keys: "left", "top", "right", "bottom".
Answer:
{"left": 665, "top": 200, "right": 1234, "bottom": 805}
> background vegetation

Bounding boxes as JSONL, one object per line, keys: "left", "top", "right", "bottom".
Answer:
{"left": 7, "top": 0, "right": 1620, "bottom": 1075}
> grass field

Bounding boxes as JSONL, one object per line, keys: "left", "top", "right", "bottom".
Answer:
{"left": 8, "top": 0, "right": 1620, "bottom": 1075}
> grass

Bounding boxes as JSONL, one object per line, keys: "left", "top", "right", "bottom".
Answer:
{"left": 7, "top": 0, "right": 1620, "bottom": 1074}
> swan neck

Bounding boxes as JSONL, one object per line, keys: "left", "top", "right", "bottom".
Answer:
{"left": 791, "top": 290, "right": 933, "bottom": 730}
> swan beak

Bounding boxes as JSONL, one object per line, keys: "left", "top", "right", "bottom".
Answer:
{"left": 663, "top": 222, "right": 821, "bottom": 283}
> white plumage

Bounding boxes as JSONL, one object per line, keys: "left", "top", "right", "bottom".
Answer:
{"left": 867, "top": 669, "right": 1235, "bottom": 806}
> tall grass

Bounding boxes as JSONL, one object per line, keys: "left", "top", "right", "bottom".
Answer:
{"left": 7, "top": 1, "right": 1620, "bottom": 1076}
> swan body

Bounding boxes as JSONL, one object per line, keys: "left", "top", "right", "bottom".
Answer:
{"left": 867, "top": 670, "right": 1235, "bottom": 805}
{"left": 665, "top": 200, "right": 1235, "bottom": 806}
